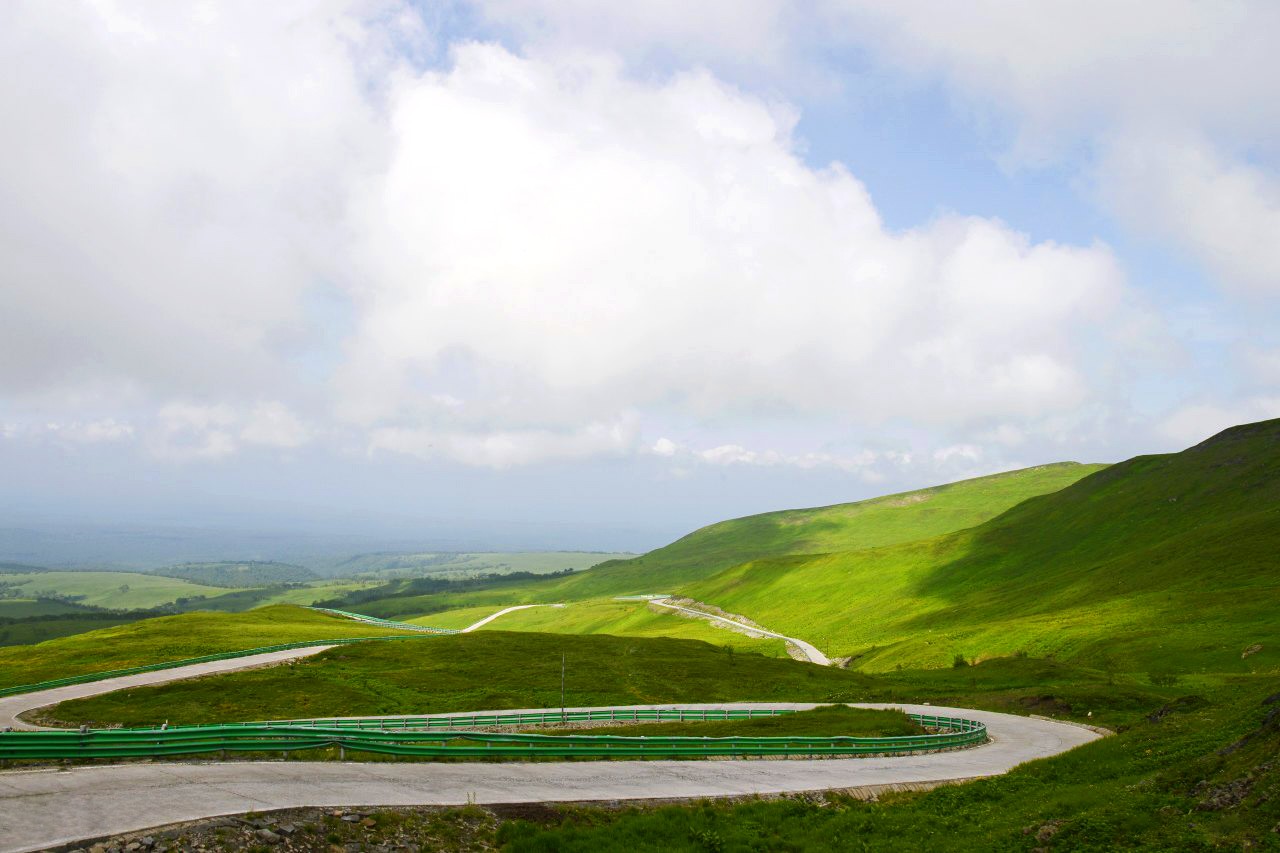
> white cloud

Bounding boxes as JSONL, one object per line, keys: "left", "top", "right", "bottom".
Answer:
{"left": 697, "top": 443, "right": 878, "bottom": 473}
{"left": 1159, "top": 398, "right": 1280, "bottom": 447}
{"left": 0, "top": 5, "right": 1157, "bottom": 471}
{"left": 932, "top": 443, "right": 982, "bottom": 464}
{"left": 369, "top": 417, "right": 638, "bottom": 468}
{"left": 818, "top": 1, "right": 1280, "bottom": 295}
{"left": 240, "top": 402, "right": 312, "bottom": 449}
{"left": 650, "top": 437, "right": 678, "bottom": 457}
{"left": 339, "top": 42, "right": 1128, "bottom": 444}
{"left": 152, "top": 403, "right": 239, "bottom": 460}
{"left": 48, "top": 419, "right": 136, "bottom": 444}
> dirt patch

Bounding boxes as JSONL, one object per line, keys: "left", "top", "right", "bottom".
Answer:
{"left": 1018, "top": 695, "right": 1073, "bottom": 715}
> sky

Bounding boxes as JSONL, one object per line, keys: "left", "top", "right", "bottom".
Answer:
{"left": 1, "top": 1, "right": 1278, "bottom": 556}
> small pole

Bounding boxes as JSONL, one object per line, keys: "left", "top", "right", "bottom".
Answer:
{"left": 560, "top": 652, "right": 566, "bottom": 724}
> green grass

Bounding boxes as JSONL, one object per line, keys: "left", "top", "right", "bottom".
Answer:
{"left": 47, "top": 631, "right": 872, "bottom": 727}
{"left": 0, "top": 613, "right": 153, "bottom": 648}
{"left": 491, "top": 676, "right": 1280, "bottom": 850}
{"left": 0, "top": 598, "right": 92, "bottom": 618}
{"left": 320, "top": 551, "right": 635, "bottom": 579}
{"left": 459, "top": 600, "right": 790, "bottom": 658}
{"left": 0, "top": 571, "right": 238, "bottom": 610}
{"left": 571, "top": 462, "right": 1105, "bottom": 596}
{"left": 675, "top": 418, "right": 1280, "bottom": 673}
{"left": 558, "top": 705, "right": 923, "bottom": 739}
{"left": 151, "top": 561, "right": 317, "bottom": 587}
{"left": 0, "top": 605, "right": 423, "bottom": 687}
{"left": 324, "top": 464, "right": 1102, "bottom": 617}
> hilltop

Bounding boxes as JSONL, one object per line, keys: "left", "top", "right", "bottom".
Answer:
{"left": 682, "top": 418, "right": 1280, "bottom": 671}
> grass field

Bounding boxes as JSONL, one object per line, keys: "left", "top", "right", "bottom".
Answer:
{"left": 566, "top": 462, "right": 1105, "bottom": 596}
{"left": 456, "top": 600, "right": 791, "bottom": 657}
{"left": 327, "top": 463, "right": 1105, "bottom": 617}
{"left": 0, "top": 571, "right": 238, "bottom": 610}
{"left": 0, "top": 613, "right": 151, "bottom": 647}
{"left": 359, "top": 421, "right": 1280, "bottom": 677}
{"left": 491, "top": 675, "right": 1280, "bottom": 851}
{"left": 674, "top": 419, "right": 1280, "bottom": 673}
{"left": 0, "top": 599, "right": 92, "bottom": 618}
{"left": 0, "top": 605, "right": 424, "bottom": 687}
{"left": 321, "top": 551, "right": 635, "bottom": 579}
{"left": 47, "top": 631, "right": 872, "bottom": 727}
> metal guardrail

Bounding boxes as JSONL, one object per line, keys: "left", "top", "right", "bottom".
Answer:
{"left": 0, "top": 708, "right": 987, "bottom": 761}
{"left": 305, "top": 608, "right": 458, "bottom": 635}
{"left": 0, "top": 635, "right": 435, "bottom": 699}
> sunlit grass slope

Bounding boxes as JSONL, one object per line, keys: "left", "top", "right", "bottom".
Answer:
{"left": 684, "top": 418, "right": 1280, "bottom": 672}
{"left": 340, "top": 463, "right": 1104, "bottom": 616}
{"left": 50, "top": 631, "right": 872, "bottom": 726}
{"left": 566, "top": 462, "right": 1105, "bottom": 596}
{"left": 0, "top": 605, "right": 423, "bottom": 687}
{"left": 0, "top": 571, "right": 238, "bottom": 610}
{"left": 465, "top": 600, "right": 790, "bottom": 657}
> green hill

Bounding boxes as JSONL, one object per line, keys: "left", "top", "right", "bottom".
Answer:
{"left": 151, "top": 561, "right": 318, "bottom": 588}
{"left": 0, "top": 605, "right": 424, "bottom": 687}
{"left": 578, "top": 462, "right": 1105, "bottom": 595}
{"left": 682, "top": 418, "right": 1280, "bottom": 672}
{"left": 337, "top": 463, "right": 1105, "bottom": 618}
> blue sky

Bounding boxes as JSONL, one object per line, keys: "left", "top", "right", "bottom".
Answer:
{"left": 1, "top": 1, "right": 1277, "bottom": 558}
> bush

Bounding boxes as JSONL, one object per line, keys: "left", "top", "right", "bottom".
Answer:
{"left": 952, "top": 653, "right": 970, "bottom": 668}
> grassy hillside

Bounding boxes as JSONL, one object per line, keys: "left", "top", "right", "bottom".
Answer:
{"left": 579, "top": 463, "right": 1104, "bottom": 594}
{"left": 682, "top": 418, "right": 1280, "bottom": 672}
{"left": 444, "top": 601, "right": 791, "bottom": 657}
{"left": 328, "top": 463, "right": 1103, "bottom": 615}
{"left": 0, "top": 605, "right": 423, "bottom": 687}
{"left": 317, "top": 551, "right": 634, "bottom": 579}
{"left": 0, "top": 571, "right": 237, "bottom": 610}
{"left": 151, "top": 561, "right": 317, "bottom": 587}
{"left": 49, "top": 631, "right": 874, "bottom": 726}
{"left": 491, "top": 675, "right": 1280, "bottom": 851}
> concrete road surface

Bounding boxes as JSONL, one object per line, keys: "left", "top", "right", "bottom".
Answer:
{"left": 0, "top": 701, "right": 1101, "bottom": 852}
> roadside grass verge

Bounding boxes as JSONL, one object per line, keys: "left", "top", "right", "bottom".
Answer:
{"left": 0, "top": 605, "right": 423, "bottom": 688}
{"left": 45, "top": 631, "right": 869, "bottom": 728}
{"left": 492, "top": 676, "right": 1280, "bottom": 851}
{"left": 459, "top": 600, "right": 791, "bottom": 657}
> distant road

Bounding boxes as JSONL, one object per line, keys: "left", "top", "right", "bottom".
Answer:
{"left": 460, "top": 603, "right": 565, "bottom": 632}
{"left": 650, "top": 598, "right": 832, "bottom": 665}
{"left": 0, "top": 701, "right": 1100, "bottom": 853}
{"left": 313, "top": 603, "right": 566, "bottom": 634}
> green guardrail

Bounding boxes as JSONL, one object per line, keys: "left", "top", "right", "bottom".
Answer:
{"left": 0, "top": 708, "right": 987, "bottom": 761}
{"left": 306, "top": 608, "right": 458, "bottom": 635}
{"left": 0, "top": 635, "right": 437, "bottom": 699}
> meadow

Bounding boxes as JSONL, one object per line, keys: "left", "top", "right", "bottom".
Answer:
{"left": 0, "top": 570, "right": 236, "bottom": 610}
{"left": 46, "top": 631, "right": 873, "bottom": 727}
{"left": 0, "top": 605, "right": 421, "bottom": 687}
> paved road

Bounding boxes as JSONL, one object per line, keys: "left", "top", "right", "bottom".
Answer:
{"left": 460, "top": 603, "right": 565, "bottom": 632}
{"left": 0, "top": 646, "right": 336, "bottom": 731}
{"left": 0, "top": 701, "right": 1099, "bottom": 852}
{"left": 651, "top": 599, "right": 832, "bottom": 665}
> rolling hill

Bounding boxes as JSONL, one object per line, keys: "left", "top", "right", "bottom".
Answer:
{"left": 680, "top": 418, "right": 1280, "bottom": 671}
{"left": 151, "top": 561, "right": 318, "bottom": 588}
{"left": 341, "top": 462, "right": 1107, "bottom": 618}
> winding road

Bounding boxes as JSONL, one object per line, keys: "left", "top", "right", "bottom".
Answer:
{"left": 650, "top": 598, "right": 832, "bottom": 665}
{"left": 0, "top": 603, "right": 1104, "bottom": 851}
